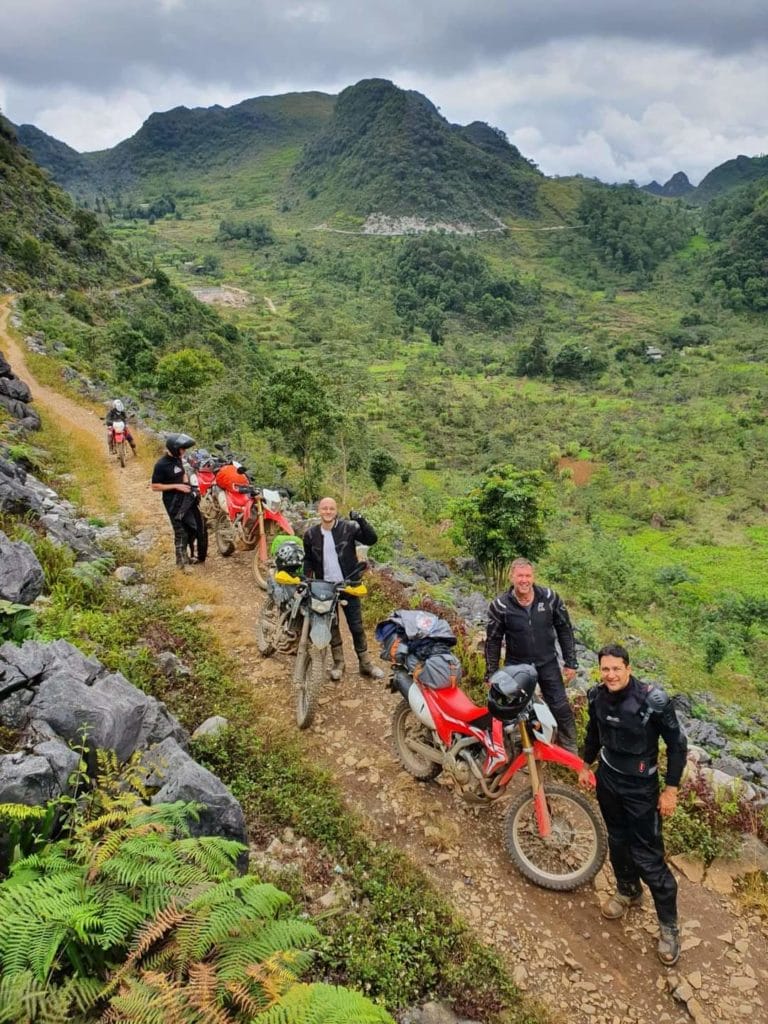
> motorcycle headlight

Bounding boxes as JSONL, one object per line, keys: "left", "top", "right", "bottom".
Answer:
{"left": 310, "top": 598, "right": 334, "bottom": 614}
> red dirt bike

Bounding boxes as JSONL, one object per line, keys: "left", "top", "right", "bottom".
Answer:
{"left": 377, "top": 610, "right": 607, "bottom": 891}
{"left": 107, "top": 420, "right": 129, "bottom": 468}
{"left": 213, "top": 476, "right": 294, "bottom": 589}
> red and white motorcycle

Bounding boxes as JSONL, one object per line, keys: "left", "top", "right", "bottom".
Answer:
{"left": 376, "top": 610, "right": 607, "bottom": 891}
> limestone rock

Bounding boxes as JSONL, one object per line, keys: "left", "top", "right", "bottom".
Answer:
{"left": 0, "top": 530, "right": 44, "bottom": 604}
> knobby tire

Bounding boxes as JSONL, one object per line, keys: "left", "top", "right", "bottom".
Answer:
{"left": 392, "top": 701, "right": 441, "bottom": 781}
{"left": 215, "top": 514, "right": 235, "bottom": 557}
{"left": 295, "top": 646, "right": 326, "bottom": 729}
{"left": 118, "top": 442, "right": 125, "bottom": 468}
{"left": 503, "top": 781, "right": 607, "bottom": 891}
{"left": 256, "top": 596, "right": 278, "bottom": 656}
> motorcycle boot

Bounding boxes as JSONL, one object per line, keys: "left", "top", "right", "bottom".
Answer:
{"left": 601, "top": 889, "right": 643, "bottom": 919}
{"left": 357, "top": 651, "right": 384, "bottom": 680}
{"left": 657, "top": 922, "right": 680, "bottom": 966}
{"left": 330, "top": 643, "right": 346, "bottom": 682}
{"left": 174, "top": 540, "right": 190, "bottom": 571}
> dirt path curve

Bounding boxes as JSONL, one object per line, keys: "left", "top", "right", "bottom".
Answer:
{"left": 3, "top": 296, "right": 767, "bottom": 1024}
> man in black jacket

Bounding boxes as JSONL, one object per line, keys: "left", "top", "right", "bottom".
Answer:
{"left": 579, "top": 643, "right": 687, "bottom": 967}
{"left": 302, "top": 497, "right": 384, "bottom": 681}
{"left": 485, "top": 558, "right": 579, "bottom": 752}
{"left": 150, "top": 433, "right": 197, "bottom": 570}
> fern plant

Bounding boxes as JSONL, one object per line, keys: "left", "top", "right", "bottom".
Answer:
{"left": 0, "top": 763, "right": 393, "bottom": 1024}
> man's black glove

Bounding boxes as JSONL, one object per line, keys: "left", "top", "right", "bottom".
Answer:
{"left": 349, "top": 509, "right": 362, "bottom": 522}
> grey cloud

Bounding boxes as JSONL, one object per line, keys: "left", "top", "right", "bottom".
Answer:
{"left": 2, "top": 1, "right": 768, "bottom": 93}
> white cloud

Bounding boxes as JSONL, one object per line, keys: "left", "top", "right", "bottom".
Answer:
{"left": 1, "top": 8, "right": 767, "bottom": 182}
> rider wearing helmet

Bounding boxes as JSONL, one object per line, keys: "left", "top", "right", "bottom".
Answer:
{"left": 151, "top": 433, "right": 197, "bottom": 569}
{"left": 105, "top": 399, "right": 137, "bottom": 454}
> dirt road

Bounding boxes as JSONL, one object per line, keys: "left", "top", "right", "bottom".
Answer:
{"left": 3, "top": 295, "right": 767, "bottom": 1024}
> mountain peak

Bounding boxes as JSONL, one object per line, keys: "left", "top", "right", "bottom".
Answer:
{"left": 642, "top": 171, "right": 693, "bottom": 198}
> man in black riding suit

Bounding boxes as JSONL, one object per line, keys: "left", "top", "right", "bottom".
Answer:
{"left": 105, "top": 399, "right": 137, "bottom": 454}
{"left": 579, "top": 643, "right": 687, "bottom": 967}
{"left": 150, "top": 433, "right": 204, "bottom": 569}
{"left": 485, "top": 557, "right": 579, "bottom": 753}
{"left": 302, "top": 496, "right": 384, "bottom": 681}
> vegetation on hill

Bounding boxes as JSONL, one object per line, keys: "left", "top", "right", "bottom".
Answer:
{"left": 693, "top": 152, "right": 768, "bottom": 204}
{"left": 0, "top": 114, "right": 140, "bottom": 290}
{"left": 290, "top": 78, "right": 540, "bottom": 225}
{"left": 704, "top": 176, "right": 768, "bottom": 311}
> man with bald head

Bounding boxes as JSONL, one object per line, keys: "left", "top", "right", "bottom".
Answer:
{"left": 302, "top": 498, "right": 384, "bottom": 681}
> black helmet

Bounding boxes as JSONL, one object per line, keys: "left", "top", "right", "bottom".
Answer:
{"left": 166, "top": 433, "right": 195, "bottom": 457}
{"left": 487, "top": 664, "right": 537, "bottom": 722}
{"left": 275, "top": 540, "right": 303, "bottom": 574}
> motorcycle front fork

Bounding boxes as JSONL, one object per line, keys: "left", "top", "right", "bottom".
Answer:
{"left": 518, "top": 721, "right": 552, "bottom": 837}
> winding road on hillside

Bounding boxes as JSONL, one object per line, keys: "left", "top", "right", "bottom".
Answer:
{"left": 2, "top": 295, "right": 767, "bottom": 1024}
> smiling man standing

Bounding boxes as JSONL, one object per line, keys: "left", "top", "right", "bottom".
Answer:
{"left": 302, "top": 497, "right": 384, "bottom": 682}
{"left": 579, "top": 643, "right": 687, "bottom": 967}
{"left": 485, "top": 558, "right": 579, "bottom": 753}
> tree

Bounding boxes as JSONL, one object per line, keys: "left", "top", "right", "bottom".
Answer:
{"left": 516, "top": 326, "right": 549, "bottom": 376}
{"left": 259, "top": 367, "right": 340, "bottom": 498}
{"left": 155, "top": 348, "right": 225, "bottom": 400}
{"left": 369, "top": 450, "right": 399, "bottom": 490}
{"left": 449, "top": 466, "right": 553, "bottom": 590}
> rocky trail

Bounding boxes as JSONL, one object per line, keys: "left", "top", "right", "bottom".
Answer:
{"left": 2, "top": 295, "right": 768, "bottom": 1024}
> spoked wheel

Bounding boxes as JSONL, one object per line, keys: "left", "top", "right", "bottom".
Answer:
{"left": 294, "top": 646, "right": 325, "bottom": 729}
{"left": 503, "top": 782, "right": 607, "bottom": 891}
{"left": 391, "top": 701, "right": 441, "bottom": 781}
{"left": 215, "top": 514, "right": 235, "bottom": 556}
{"left": 117, "top": 441, "right": 126, "bottom": 468}
{"left": 256, "top": 596, "right": 279, "bottom": 656}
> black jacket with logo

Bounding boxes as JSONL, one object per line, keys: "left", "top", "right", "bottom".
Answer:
{"left": 583, "top": 676, "right": 687, "bottom": 785}
{"left": 485, "top": 584, "right": 577, "bottom": 674}
{"left": 302, "top": 515, "right": 377, "bottom": 581}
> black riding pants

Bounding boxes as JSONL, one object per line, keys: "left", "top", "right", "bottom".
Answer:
{"left": 596, "top": 763, "right": 678, "bottom": 925}
{"left": 330, "top": 594, "right": 367, "bottom": 655}
{"left": 532, "top": 658, "right": 577, "bottom": 753}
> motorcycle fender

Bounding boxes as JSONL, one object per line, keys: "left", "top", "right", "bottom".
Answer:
{"left": 531, "top": 700, "right": 557, "bottom": 745}
{"left": 309, "top": 617, "right": 332, "bottom": 649}
{"left": 266, "top": 510, "right": 294, "bottom": 534}
{"left": 217, "top": 489, "right": 228, "bottom": 513}
{"left": 408, "top": 685, "right": 436, "bottom": 730}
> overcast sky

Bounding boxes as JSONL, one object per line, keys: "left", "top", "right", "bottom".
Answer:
{"left": 2, "top": 1, "right": 767, "bottom": 184}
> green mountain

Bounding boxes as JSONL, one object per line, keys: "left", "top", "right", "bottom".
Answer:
{"left": 290, "top": 78, "right": 541, "bottom": 226}
{"left": 0, "top": 114, "right": 138, "bottom": 290}
{"left": 692, "top": 153, "right": 768, "bottom": 203}
{"left": 17, "top": 92, "right": 336, "bottom": 203}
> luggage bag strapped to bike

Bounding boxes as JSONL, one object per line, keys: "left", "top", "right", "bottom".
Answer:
{"left": 375, "top": 610, "right": 463, "bottom": 690}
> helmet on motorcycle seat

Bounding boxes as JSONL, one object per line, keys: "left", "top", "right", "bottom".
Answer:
{"left": 487, "top": 664, "right": 538, "bottom": 722}
{"left": 165, "top": 433, "right": 195, "bottom": 457}
{"left": 274, "top": 540, "right": 303, "bottom": 574}
{"left": 113, "top": 399, "right": 124, "bottom": 414}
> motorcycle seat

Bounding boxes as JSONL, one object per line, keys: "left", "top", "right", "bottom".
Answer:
{"left": 432, "top": 686, "right": 488, "bottom": 723}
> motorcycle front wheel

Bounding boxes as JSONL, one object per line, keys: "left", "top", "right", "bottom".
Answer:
{"left": 117, "top": 441, "right": 126, "bottom": 468}
{"left": 392, "top": 701, "right": 441, "bottom": 781}
{"left": 252, "top": 546, "right": 270, "bottom": 591}
{"left": 215, "top": 514, "right": 236, "bottom": 556}
{"left": 503, "top": 782, "right": 607, "bottom": 891}
{"left": 294, "top": 646, "right": 326, "bottom": 729}
{"left": 256, "top": 596, "right": 279, "bottom": 656}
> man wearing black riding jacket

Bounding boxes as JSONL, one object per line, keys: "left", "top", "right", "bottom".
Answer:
{"left": 579, "top": 643, "right": 687, "bottom": 967}
{"left": 302, "top": 497, "right": 384, "bottom": 681}
{"left": 485, "top": 558, "right": 579, "bottom": 753}
{"left": 151, "top": 433, "right": 198, "bottom": 570}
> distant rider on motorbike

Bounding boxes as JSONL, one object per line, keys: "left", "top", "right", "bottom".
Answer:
{"left": 302, "top": 497, "right": 384, "bottom": 681}
{"left": 105, "top": 399, "right": 137, "bottom": 455}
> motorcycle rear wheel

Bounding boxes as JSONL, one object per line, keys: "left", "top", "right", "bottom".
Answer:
{"left": 215, "top": 514, "right": 235, "bottom": 556}
{"left": 294, "top": 646, "right": 326, "bottom": 729}
{"left": 392, "top": 701, "right": 441, "bottom": 781}
{"left": 256, "top": 596, "right": 279, "bottom": 656}
{"left": 503, "top": 782, "right": 607, "bottom": 891}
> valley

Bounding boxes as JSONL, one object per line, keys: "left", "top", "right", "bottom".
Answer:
{"left": 3, "top": 295, "right": 768, "bottom": 1024}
